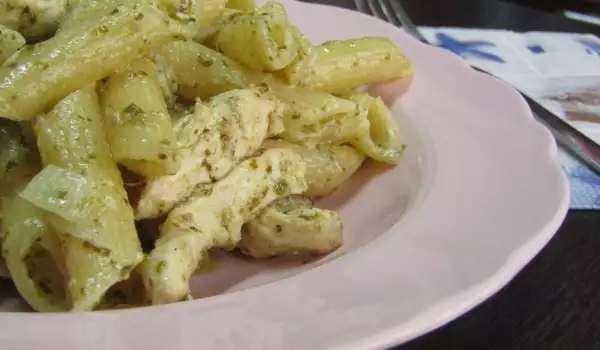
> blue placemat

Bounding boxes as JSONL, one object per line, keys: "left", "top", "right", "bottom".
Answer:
{"left": 419, "top": 28, "right": 600, "bottom": 209}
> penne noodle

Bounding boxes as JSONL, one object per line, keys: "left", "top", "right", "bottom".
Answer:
{"left": 0, "top": 24, "right": 25, "bottom": 65}
{"left": 260, "top": 139, "right": 365, "bottom": 197}
{"left": 32, "top": 85, "right": 143, "bottom": 311}
{"left": 0, "top": 0, "right": 183, "bottom": 121}
{"left": 154, "top": 40, "right": 261, "bottom": 100}
{"left": 100, "top": 58, "right": 180, "bottom": 177}
{"left": 212, "top": 2, "right": 297, "bottom": 71}
{"left": 240, "top": 195, "right": 343, "bottom": 258}
{"left": 284, "top": 37, "right": 414, "bottom": 94}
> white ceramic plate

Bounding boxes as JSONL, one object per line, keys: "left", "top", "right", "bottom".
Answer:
{"left": 0, "top": 1, "right": 569, "bottom": 349}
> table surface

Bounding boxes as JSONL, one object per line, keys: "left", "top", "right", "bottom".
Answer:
{"left": 298, "top": 0, "right": 600, "bottom": 349}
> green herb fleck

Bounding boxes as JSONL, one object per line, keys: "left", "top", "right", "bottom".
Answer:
{"left": 156, "top": 260, "right": 167, "bottom": 274}
{"left": 220, "top": 207, "right": 233, "bottom": 229}
{"left": 55, "top": 189, "right": 68, "bottom": 201}
{"left": 274, "top": 179, "right": 289, "bottom": 195}
{"left": 38, "top": 281, "right": 52, "bottom": 294}
{"left": 123, "top": 103, "right": 143, "bottom": 118}
{"left": 299, "top": 212, "right": 317, "bottom": 221}
{"left": 197, "top": 54, "right": 214, "bottom": 67}
{"left": 82, "top": 241, "right": 110, "bottom": 257}
{"left": 195, "top": 184, "right": 212, "bottom": 196}
{"left": 279, "top": 160, "right": 288, "bottom": 172}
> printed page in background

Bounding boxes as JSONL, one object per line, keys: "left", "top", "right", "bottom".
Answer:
{"left": 419, "top": 28, "right": 600, "bottom": 208}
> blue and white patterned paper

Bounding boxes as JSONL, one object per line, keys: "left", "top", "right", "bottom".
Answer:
{"left": 418, "top": 28, "right": 600, "bottom": 210}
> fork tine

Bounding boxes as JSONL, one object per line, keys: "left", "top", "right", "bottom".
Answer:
{"left": 388, "top": 0, "right": 429, "bottom": 42}
{"left": 354, "top": 0, "right": 371, "bottom": 15}
{"left": 377, "top": 0, "right": 402, "bottom": 27}
{"left": 363, "top": 0, "right": 386, "bottom": 22}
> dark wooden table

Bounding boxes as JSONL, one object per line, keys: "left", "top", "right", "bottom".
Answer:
{"left": 299, "top": 0, "right": 600, "bottom": 349}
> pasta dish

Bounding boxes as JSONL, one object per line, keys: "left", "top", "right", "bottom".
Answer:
{"left": 0, "top": 0, "right": 414, "bottom": 311}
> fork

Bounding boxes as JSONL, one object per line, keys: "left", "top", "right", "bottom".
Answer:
{"left": 355, "top": 0, "right": 428, "bottom": 43}
{"left": 354, "top": 0, "right": 600, "bottom": 176}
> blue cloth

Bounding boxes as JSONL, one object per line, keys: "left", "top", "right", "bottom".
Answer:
{"left": 419, "top": 28, "right": 600, "bottom": 209}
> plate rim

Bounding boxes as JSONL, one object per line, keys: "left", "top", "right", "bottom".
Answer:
{"left": 0, "top": 2, "right": 570, "bottom": 349}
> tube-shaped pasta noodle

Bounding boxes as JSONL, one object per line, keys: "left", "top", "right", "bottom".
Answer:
{"left": 0, "top": 0, "right": 182, "bottom": 121}
{"left": 0, "top": 132, "right": 69, "bottom": 312}
{"left": 101, "top": 58, "right": 180, "bottom": 177}
{"left": 240, "top": 195, "right": 343, "bottom": 258}
{"left": 213, "top": 2, "right": 297, "bottom": 71}
{"left": 157, "top": 0, "right": 227, "bottom": 32}
{"left": 2, "top": 192, "right": 70, "bottom": 312}
{"left": 141, "top": 148, "right": 307, "bottom": 304}
{"left": 284, "top": 37, "right": 414, "bottom": 94}
{"left": 0, "top": 0, "right": 67, "bottom": 39}
{"left": 226, "top": 0, "right": 256, "bottom": 10}
{"left": 347, "top": 92, "right": 405, "bottom": 165}
{"left": 0, "top": 25, "right": 25, "bottom": 65}
{"left": 0, "top": 119, "right": 29, "bottom": 179}
{"left": 155, "top": 40, "right": 259, "bottom": 100}
{"left": 260, "top": 139, "right": 365, "bottom": 197}
{"left": 265, "top": 80, "right": 360, "bottom": 145}
{"left": 197, "top": 0, "right": 229, "bottom": 27}
{"left": 33, "top": 86, "right": 143, "bottom": 311}
{"left": 136, "top": 89, "right": 274, "bottom": 219}
{"left": 282, "top": 25, "right": 313, "bottom": 80}
{"left": 269, "top": 81, "right": 405, "bottom": 165}
{"left": 0, "top": 119, "right": 34, "bottom": 261}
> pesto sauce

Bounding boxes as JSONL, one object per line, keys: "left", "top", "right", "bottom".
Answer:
{"left": 193, "top": 250, "right": 222, "bottom": 275}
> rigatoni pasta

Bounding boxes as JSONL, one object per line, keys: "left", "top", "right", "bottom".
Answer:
{"left": 0, "top": 0, "right": 412, "bottom": 311}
